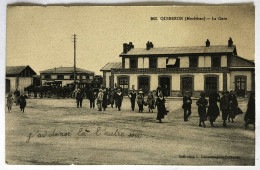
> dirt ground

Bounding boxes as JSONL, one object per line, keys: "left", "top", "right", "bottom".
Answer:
{"left": 5, "top": 97, "right": 255, "bottom": 165}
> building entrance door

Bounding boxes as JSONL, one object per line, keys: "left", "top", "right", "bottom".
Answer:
{"left": 182, "top": 77, "right": 193, "bottom": 96}
{"left": 118, "top": 77, "right": 129, "bottom": 95}
{"left": 6, "top": 79, "right": 10, "bottom": 93}
{"left": 159, "top": 77, "right": 170, "bottom": 96}
{"left": 138, "top": 76, "right": 150, "bottom": 95}
{"left": 235, "top": 76, "right": 246, "bottom": 97}
{"left": 205, "top": 76, "right": 218, "bottom": 96}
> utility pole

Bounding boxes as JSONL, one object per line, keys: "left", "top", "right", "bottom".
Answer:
{"left": 73, "top": 34, "right": 76, "bottom": 84}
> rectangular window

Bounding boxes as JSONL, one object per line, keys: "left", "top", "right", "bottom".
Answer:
{"left": 45, "top": 75, "right": 51, "bottom": 79}
{"left": 89, "top": 76, "right": 93, "bottom": 80}
{"left": 70, "top": 75, "right": 74, "bottom": 80}
{"left": 189, "top": 56, "right": 198, "bottom": 67}
{"left": 64, "top": 75, "right": 70, "bottom": 79}
{"left": 149, "top": 58, "right": 157, "bottom": 68}
{"left": 130, "top": 58, "right": 138, "bottom": 69}
{"left": 57, "top": 75, "right": 64, "bottom": 80}
{"left": 212, "top": 55, "right": 221, "bottom": 67}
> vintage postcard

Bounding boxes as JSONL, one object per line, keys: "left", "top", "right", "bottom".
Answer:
{"left": 5, "top": 5, "right": 255, "bottom": 166}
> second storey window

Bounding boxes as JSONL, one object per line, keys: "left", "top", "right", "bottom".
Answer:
{"left": 189, "top": 56, "right": 198, "bottom": 67}
{"left": 57, "top": 75, "right": 64, "bottom": 80}
{"left": 212, "top": 55, "right": 221, "bottom": 67}
{"left": 45, "top": 75, "right": 51, "bottom": 79}
{"left": 149, "top": 58, "right": 157, "bottom": 68}
{"left": 130, "top": 58, "right": 138, "bottom": 69}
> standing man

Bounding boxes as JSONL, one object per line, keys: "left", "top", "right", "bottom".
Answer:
{"left": 109, "top": 89, "right": 115, "bottom": 108}
{"left": 74, "top": 85, "right": 83, "bottom": 108}
{"left": 115, "top": 88, "right": 123, "bottom": 111}
{"left": 182, "top": 91, "right": 192, "bottom": 121}
{"left": 128, "top": 89, "right": 137, "bottom": 111}
{"left": 102, "top": 88, "right": 109, "bottom": 111}
{"left": 97, "top": 89, "right": 104, "bottom": 111}
{"left": 220, "top": 91, "right": 230, "bottom": 127}
{"left": 88, "top": 89, "right": 96, "bottom": 109}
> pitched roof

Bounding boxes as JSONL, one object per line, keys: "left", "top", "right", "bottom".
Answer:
{"left": 40, "top": 67, "right": 94, "bottom": 74}
{"left": 120, "top": 45, "right": 236, "bottom": 56}
{"left": 6, "top": 65, "right": 36, "bottom": 75}
{"left": 100, "top": 62, "right": 122, "bottom": 71}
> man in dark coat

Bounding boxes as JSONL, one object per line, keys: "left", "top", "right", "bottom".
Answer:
{"left": 244, "top": 93, "right": 255, "bottom": 129}
{"left": 220, "top": 91, "right": 230, "bottom": 127}
{"left": 114, "top": 89, "right": 123, "bottom": 111}
{"left": 109, "top": 89, "right": 115, "bottom": 108}
{"left": 74, "top": 86, "right": 83, "bottom": 108}
{"left": 182, "top": 91, "right": 192, "bottom": 121}
{"left": 228, "top": 90, "right": 239, "bottom": 123}
{"left": 88, "top": 89, "right": 96, "bottom": 108}
{"left": 19, "top": 94, "right": 28, "bottom": 112}
{"left": 102, "top": 88, "right": 109, "bottom": 111}
{"left": 207, "top": 91, "right": 220, "bottom": 127}
{"left": 128, "top": 89, "right": 137, "bottom": 111}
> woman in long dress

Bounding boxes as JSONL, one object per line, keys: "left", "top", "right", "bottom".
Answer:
{"left": 137, "top": 91, "right": 144, "bottom": 113}
{"left": 244, "top": 93, "right": 255, "bottom": 129}
{"left": 155, "top": 92, "right": 167, "bottom": 123}
{"left": 207, "top": 91, "right": 220, "bottom": 127}
{"left": 196, "top": 92, "right": 208, "bottom": 127}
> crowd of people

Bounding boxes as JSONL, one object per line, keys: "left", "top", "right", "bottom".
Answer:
{"left": 7, "top": 86, "right": 255, "bottom": 129}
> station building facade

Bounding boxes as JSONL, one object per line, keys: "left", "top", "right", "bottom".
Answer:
{"left": 104, "top": 39, "right": 254, "bottom": 97}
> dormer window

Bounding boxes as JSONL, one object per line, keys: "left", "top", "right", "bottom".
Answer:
{"left": 189, "top": 56, "right": 198, "bottom": 67}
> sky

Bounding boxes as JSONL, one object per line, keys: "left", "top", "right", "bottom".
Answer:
{"left": 6, "top": 5, "right": 254, "bottom": 75}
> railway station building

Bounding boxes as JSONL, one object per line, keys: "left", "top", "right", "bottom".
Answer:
{"left": 101, "top": 38, "right": 255, "bottom": 97}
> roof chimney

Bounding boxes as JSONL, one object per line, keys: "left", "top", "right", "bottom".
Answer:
{"left": 129, "top": 42, "right": 134, "bottom": 49}
{"left": 123, "top": 43, "right": 128, "bottom": 53}
{"left": 206, "top": 39, "right": 210, "bottom": 47}
{"left": 228, "top": 37, "right": 233, "bottom": 47}
{"left": 123, "top": 42, "right": 134, "bottom": 53}
{"left": 146, "top": 41, "right": 154, "bottom": 50}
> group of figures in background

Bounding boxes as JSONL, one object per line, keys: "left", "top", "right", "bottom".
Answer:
{"left": 6, "top": 88, "right": 28, "bottom": 113}
{"left": 183, "top": 89, "right": 255, "bottom": 129}
{"left": 72, "top": 84, "right": 169, "bottom": 123}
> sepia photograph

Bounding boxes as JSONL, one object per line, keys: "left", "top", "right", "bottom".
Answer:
{"left": 4, "top": 4, "right": 255, "bottom": 166}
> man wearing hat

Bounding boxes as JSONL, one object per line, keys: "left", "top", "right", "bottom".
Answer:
{"left": 220, "top": 91, "right": 230, "bottom": 127}
{"left": 182, "top": 91, "right": 192, "bottom": 121}
{"left": 97, "top": 89, "right": 104, "bottom": 111}
{"left": 128, "top": 89, "right": 137, "bottom": 111}
{"left": 115, "top": 88, "right": 123, "bottom": 111}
